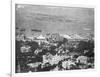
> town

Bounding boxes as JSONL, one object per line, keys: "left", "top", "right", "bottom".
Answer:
{"left": 16, "top": 32, "right": 94, "bottom": 73}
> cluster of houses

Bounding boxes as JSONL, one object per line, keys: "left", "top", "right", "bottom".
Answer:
{"left": 16, "top": 32, "right": 94, "bottom": 73}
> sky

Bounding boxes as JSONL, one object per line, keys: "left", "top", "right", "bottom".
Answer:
{"left": 16, "top": 4, "right": 94, "bottom": 37}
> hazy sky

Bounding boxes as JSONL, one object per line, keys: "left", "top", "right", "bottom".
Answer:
{"left": 16, "top": 4, "right": 94, "bottom": 37}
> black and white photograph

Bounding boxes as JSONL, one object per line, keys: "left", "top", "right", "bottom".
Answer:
{"left": 15, "top": 4, "right": 94, "bottom": 73}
